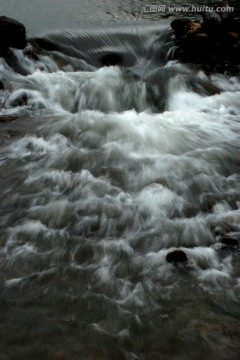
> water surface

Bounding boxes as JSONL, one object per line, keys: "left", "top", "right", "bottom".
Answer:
{"left": 0, "top": 2, "right": 240, "bottom": 360}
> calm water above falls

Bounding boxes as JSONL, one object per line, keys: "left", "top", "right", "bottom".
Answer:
{"left": 0, "top": 0, "right": 224, "bottom": 34}
{"left": 0, "top": 2, "right": 240, "bottom": 360}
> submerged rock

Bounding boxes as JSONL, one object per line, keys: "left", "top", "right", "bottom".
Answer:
{"left": 166, "top": 250, "right": 188, "bottom": 264}
{"left": 0, "top": 115, "right": 17, "bottom": 122}
{"left": 0, "top": 16, "right": 27, "bottom": 52}
{"left": 1, "top": 48, "right": 30, "bottom": 76}
{"left": 146, "top": 66, "right": 221, "bottom": 112}
{"left": 146, "top": 67, "right": 174, "bottom": 112}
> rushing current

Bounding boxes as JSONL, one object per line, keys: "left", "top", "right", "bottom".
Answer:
{"left": 0, "top": 1, "right": 240, "bottom": 360}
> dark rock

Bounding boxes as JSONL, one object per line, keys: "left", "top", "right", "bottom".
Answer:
{"left": 201, "top": 11, "right": 222, "bottom": 33}
{"left": 219, "top": 32, "right": 240, "bottom": 62}
{"left": 0, "top": 115, "right": 17, "bottom": 122}
{"left": 23, "top": 44, "right": 39, "bottom": 61}
{"left": 100, "top": 52, "right": 123, "bottom": 66}
{"left": 0, "top": 81, "right": 4, "bottom": 90}
{"left": 171, "top": 20, "right": 204, "bottom": 57}
{"left": 212, "top": 222, "right": 239, "bottom": 237}
{"left": 233, "top": 42, "right": 240, "bottom": 63}
{"left": 221, "top": 237, "right": 239, "bottom": 247}
{"left": 0, "top": 16, "right": 27, "bottom": 51}
{"left": 9, "top": 90, "right": 46, "bottom": 109}
{"left": 217, "top": 1, "right": 234, "bottom": 24}
{"left": 181, "top": 31, "right": 218, "bottom": 64}
{"left": 29, "top": 38, "right": 56, "bottom": 52}
{"left": 214, "top": 62, "right": 240, "bottom": 75}
{"left": 226, "top": 18, "right": 240, "bottom": 32}
{"left": 200, "top": 194, "right": 221, "bottom": 212}
{"left": 9, "top": 91, "right": 29, "bottom": 107}
{"left": 171, "top": 19, "right": 202, "bottom": 37}
{"left": 170, "top": 12, "right": 240, "bottom": 73}
{"left": 171, "top": 18, "right": 192, "bottom": 37}
{"left": 166, "top": 250, "right": 188, "bottom": 264}
{"left": 191, "top": 78, "right": 221, "bottom": 95}
{"left": 146, "top": 67, "right": 175, "bottom": 112}
{"left": 202, "top": 11, "right": 222, "bottom": 21}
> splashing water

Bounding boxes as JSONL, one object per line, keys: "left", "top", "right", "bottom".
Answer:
{"left": 0, "top": 21, "right": 240, "bottom": 360}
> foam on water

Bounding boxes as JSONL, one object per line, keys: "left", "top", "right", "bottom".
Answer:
{"left": 0, "top": 31, "right": 240, "bottom": 360}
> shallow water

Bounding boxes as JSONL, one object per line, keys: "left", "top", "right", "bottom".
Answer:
{"left": 0, "top": 2, "right": 240, "bottom": 360}
{"left": 0, "top": 0, "right": 220, "bottom": 35}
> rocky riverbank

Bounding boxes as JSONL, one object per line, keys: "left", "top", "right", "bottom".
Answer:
{"left": 169, "top": 9, "right": 240, "bottom": 75}
{"left": 1, "top": 11, "right": 240, "bottom": 77}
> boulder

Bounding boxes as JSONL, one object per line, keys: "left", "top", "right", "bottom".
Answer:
{"left": 0, "top": 16, "right": 27, "bottom": 52}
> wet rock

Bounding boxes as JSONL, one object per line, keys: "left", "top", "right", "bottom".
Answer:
{"left": 170, "top": 18, "right": 192, "bottom": 38}
{"left": 0, "top": 16, "right": 27, "bottom": 52}
{"left": 0, "top": 115, "right": 17, "bottom": 122}
{"left": 146, "top": 66, "right": 221, "bottom": 112}
{"left": 23, "top": 44, "right": 39, "bottom": 61}
{"left": 200, "top": 194, "right": 222, "bottom": 213}
{"left": 146, "top": 67, "right": 178, "bottom": 112}
{"left": 100, "top": 52, "right": 123, "bottom": 66}
{"left": 221, "top": 237, "right": 239, "bottom": 247}
{"left": 201, "top": 11, "right": 222, "bottom": 36}
{"left": 8, "top": 91, "right": 29, "bottom": 107}
{"left": 170, "top": 12, "right": 240, "bottom": 73}
{"left": 212, "top": 222, "right": 239, "bottom": 237}
{"left": 166, "top": 250, "right": 188, "bottom": 264}
{"left": 179, "top": 32, "right": 216, "bottom": 64}
{"left": 185, "top": 76, "right": 221, "bottom": 95}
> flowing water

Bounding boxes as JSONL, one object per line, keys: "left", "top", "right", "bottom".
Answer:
{"left": 0, "top": 1, "right": 240, "bottom": 360}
